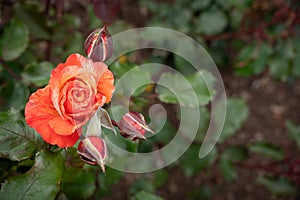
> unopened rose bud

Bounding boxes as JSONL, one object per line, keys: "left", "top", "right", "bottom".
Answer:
{"left": 84, "top": 26, "right": 113, "bottom": 62}
{"left": 77, "top": 136, "right": 107, "bottom": 172}
{"left": 117, "top": 112, "right": 154, "bottom": 140}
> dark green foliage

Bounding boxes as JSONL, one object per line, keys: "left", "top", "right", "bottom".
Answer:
{"left": 0, "top": 150, "right": 64, "bottom": 200}
{"left": 0, "top": 0, "right": 299, "bottom": 199}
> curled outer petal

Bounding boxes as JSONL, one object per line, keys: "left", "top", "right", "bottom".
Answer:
{"left": 25, "top": 86, "right": 80, "bottom": 147}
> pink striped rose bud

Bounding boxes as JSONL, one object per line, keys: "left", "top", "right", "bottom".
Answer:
{"left": 84, "top": 26, "right": 113, "bottom": 62}
{"left": 118, "top": 112, "right": 154, "bottom": 140}
{"left": 77, "top": 136, "right": 107, "bottom": 172}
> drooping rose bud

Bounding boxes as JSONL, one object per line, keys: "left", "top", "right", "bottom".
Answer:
{"left": 77, "top": 136, "right": 107, "bottom": 172}
{"left": 117, "top": 112, "right": 154, "bottom": 140}
{"left": 84, "top": 26, "right": 113, "bottom": 62}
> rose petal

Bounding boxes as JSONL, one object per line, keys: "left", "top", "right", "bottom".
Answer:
{"left": 38, "top": 120, "right": 80, "bottom": 148}
{"left": 50, "top": 64, "right": 81, "bottom": 118}
{"left": 25, "top": 86, "right": 79, "bottom": 147}
{"left": 50, "top": 54, "right": 111, "bottom": 117}
{"left": 56, "top": 53, "right": 85, "bottom": 71}
{"left": 49, "top": 116, "right": 75, "bottom": 136}
{"left": 25, "top": 86, "right": 57, "bottom": 125}
{"left": 62, "top": 79, "right": 95, "bottom": 114}
{"left": 97, "top": 69, "right": 114, "bottom": 103}
{"left": 78, "top": 59, "right": 107, "bottom": 88}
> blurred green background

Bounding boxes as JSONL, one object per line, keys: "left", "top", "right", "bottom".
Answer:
{"left": 0, "top": 0, "right": 300, "bottom": 199}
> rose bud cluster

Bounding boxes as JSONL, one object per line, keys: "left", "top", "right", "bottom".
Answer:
{"left": 25, "top": 53, "right": 114, "bottom": 148}
{"left": 25, "top": 23, "right": 155, "bottom": 172}
{"left": 115, "top": 112, "right": 154, "bottom": 140}
{"left": 84, "top": 26, "right": 113, "bottom": 62}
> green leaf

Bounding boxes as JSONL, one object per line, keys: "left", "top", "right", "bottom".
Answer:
{"left": 286, "top": 120, "right": 300, "bottom": 150}
{"left": 0, "top": 150, "right": 64, "bottom": 200}
{"left": 155, "top": 70, "right": 216, "bottom": 107}
{"left": 98, "top": 167, "right": 124, "bottom": 191}
{"left": 252, "top": 43, "right": 272, "bottom": 74}
{"left": 153, "top": 169, "right": 168, "bottom": 188}
{"left": 64, "top": 147, "right": 84, "bottom": 169}
{"left": 156, "top": 78, "right": 177, "bottom": 104}
{"left": 188, "top": 186, "right": 212, "bottom": 200}
{"left": 55, "top": 193, "right": 69, "bottom": 200}
{"left": 132, "top": 191, "right": 164, "bottom": 200}
{"left": 281, "top": 39, "right": 294, "bottom": 59}
{"left": 0, "top": 109, "right": 42, "bottom": 161}
{"left": 249, "top": 142, "right": 284, "bottom": 160}
{"left": 222, "top": 146, "right": 248, "bottom": 162}
{"left": 130, "top": 178, "right": 155, "bottom": 195}
{"left": 197, "top": 8, "right": 228, "bottom": 35}
{"left": 235, "top": 42, "right": 272, "bottom": 76}
{"left": 180, "top": 145, "right": 217, "bottom": 177}
{"left": 269, "top": 57, "right": 290, "bottom": 81}
{"left": 126, "top": 140, "right": 139, "bottom": 152}
{"left": 256, "top": 176, "right": 297, "bottom": 196}
{"left": 215, "top": 0, "right": 232, "bottom": 10}
{"left": 228, "top": 0, "right": 251, "bottom": 9}
{"left": 14, "top": 3, "right": 50, "bottom": 40}
{"left": 229, "top": 9, "right": 244, "bottom": 29}
{"left": 173, "top": 54, "right": 195, "bottom": 75}
{"left": 0, "top": 158, "right": 12, "bottom": 182}
{"left": 62, "top": 14, "right": 81, "bottom": 29}
{"left": 132, "top": 97, "right": 149, "bottom": 112}
{"left": 153, "top": 120, "right": 176, "bottom": 145}
{"left": 61, "top": 168, "right": 96, "bottom": 200}
{"left": 292, "top": 37, "right": 300, "bottom": 77}
{"left": 190, "top": 0, "right": 211, "bottom": 10}
{"left": 219, "top": 98, "right": 249, "bottom": 141}
{"left": 63, "top": 31, "right": 84, "bottom": 59}
{"left": 115, "top": 66, "right": 151, "bottom": 97}
{"left": 8, "top": 81, "right": 29, "bottom": 110}
{"left": 21, "top": 62, "right": 54, "bottom": 87}
{"left": 108, "top": 104, "right": 127, "bottom": 122}
{"left": 110, "top": 61, "right": 136, "bottom": 78}
{"left": 103, "top": 129, "right": 128, "bottom": 154}
{"left": 189, "top": 71, "right": 216, "bottom": 106}
{"left": 216, "top": 0, "right": 250, "bottom": 11}
{"left": 172, "top": 9, "right": 192, "bottom": 33}
{"left": 236, "top": 43, "right": 256, "bottom": 61}
{"left": 218, "top": 155, "right": 236, "bottom": 182}
{"left": 0, "top": 19, "right": 29, "bottom": 61}
{"left": 194, "top": 107, "right": 210, "bottom": 142}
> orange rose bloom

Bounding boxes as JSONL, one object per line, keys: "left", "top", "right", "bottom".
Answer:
{"left": 25, "top": 53, "right": 114, "bottom": 148}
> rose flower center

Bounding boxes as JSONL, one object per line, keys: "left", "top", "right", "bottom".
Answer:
{"left": 72, "top": 88, "right": 87, "bottom": 102}
{"left": 60, "top": 78, "right": 96, "bottom": 118}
